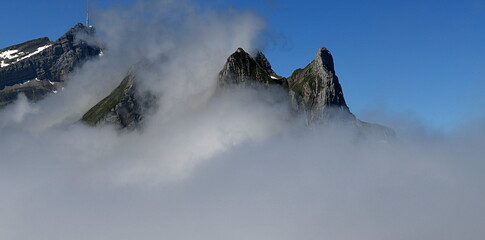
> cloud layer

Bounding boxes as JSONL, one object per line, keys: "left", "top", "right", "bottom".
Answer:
{"left": 0, "top": 0, "right": 483, "bottom": 239}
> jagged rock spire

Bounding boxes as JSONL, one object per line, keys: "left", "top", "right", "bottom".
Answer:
{"left": 314, "top": 47, "right": 335, "bottom": 73}
{"left": 214, "top": 46, "right": 392, "bottom": 137}
{"left": 287, "top": 47, "right": 350, "bottom": 121}
{"left": 217, "top": 47, "right": 351, "bottom": 122}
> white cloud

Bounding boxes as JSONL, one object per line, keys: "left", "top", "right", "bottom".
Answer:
{"left": 0, "top": 0, "right": 483, "bottom": 239}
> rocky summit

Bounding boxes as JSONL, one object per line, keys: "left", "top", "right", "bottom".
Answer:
{"left": 218, "top": 47, "right": 394, "bottom": 138}
{"left": 287, "top": 47, "right": 351, "bottom": 122}
{"left": 0, "top": 23, "right": 101, "bottom": 106}
{"left": 218, "top": 48, "right": 352, "bottom": 122}
{"left": 218, "top": 48, "right": 287, "bottom": 87}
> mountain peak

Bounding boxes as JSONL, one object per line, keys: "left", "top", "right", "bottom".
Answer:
{"left": 0, "top": 23, "right": 101, "bottom": 105}
{"left": 218, "top": 48, "right": 286, "bottom": 86}
{"left": 253, "top": 49, "right": 279, "bottom": 78}
{"left": 314, "top": 47, "right": 335, "bottom": 73}
{"left": 287, "top": 46, "right": 349, "bottom": 121}
{"left": 58, "top": 23, "right": 95, "bottom": 42}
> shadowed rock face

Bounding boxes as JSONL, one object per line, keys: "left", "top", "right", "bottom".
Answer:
{"left": 0, "top": 23, "right": 101, "bottom": 106}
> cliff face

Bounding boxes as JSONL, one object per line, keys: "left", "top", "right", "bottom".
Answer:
{"left": 0, "top": 23, "right": 101, "bottom": 106}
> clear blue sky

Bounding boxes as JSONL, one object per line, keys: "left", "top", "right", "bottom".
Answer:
{"left": 1, "top": 0, "right": 484, "bottom": 131}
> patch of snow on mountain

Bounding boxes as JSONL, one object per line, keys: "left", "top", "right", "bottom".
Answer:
{"left": 17, "top": 45, "right": 52, "bottom": 61}
{"left": 270, "top": 75, "right": 278, "bottom": 79}
{"left": 20, "top": 80, "right": 31, "bottom": 85}
{"left": 0, "top": 49, "right": 20, "bottom": 59}
{"left": 0, "top": 45, "right": 52, "bottom": 68}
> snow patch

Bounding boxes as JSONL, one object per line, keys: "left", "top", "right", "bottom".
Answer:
{"left": 0, "top": 45, "right": 52, "bottom": 68}
{"left": 0, "top": 49, "right": 20, "bottom": 59}
{"left": 270, "top": 75, "right": 279, "bottom": 79}
{"left": 20, "top": 80, "right": 32, "bottom": 85}
{"left": 17, "top": 44, "right": 52, "bottom": 61}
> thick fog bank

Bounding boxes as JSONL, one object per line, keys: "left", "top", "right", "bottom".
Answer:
{"left": 0, "top": 0, "right": 483, "bottom": 239}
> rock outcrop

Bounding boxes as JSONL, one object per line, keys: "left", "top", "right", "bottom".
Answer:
{"left": 0, "top": 23, "right": 101, "bottom": 106}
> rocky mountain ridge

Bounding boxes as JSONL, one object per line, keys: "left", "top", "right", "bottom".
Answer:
{"left": 84, "top": 47, "right": 393, "bottom": 138}
{"left": 0, "top": 23, "right": 393, "bottom": 137}
{"left": 0, "top": 23, "right": 101, "bottom": 106}
{"left": 217, "top": 47, "right": 393, "bottom": 137}
{"left": 219, "top": 47, "right": 353, "bottom": 121}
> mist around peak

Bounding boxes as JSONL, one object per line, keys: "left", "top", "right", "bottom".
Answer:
{"left": 0, "top": 1, "right": 483, "bottom": 239}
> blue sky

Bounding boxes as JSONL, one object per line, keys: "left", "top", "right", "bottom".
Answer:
{"left": 1, "top": 0, "right": 484, "bottom": 131}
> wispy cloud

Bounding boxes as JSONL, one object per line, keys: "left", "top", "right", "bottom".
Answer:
{"left": 0, "top": 0, "right": 483, "bottom": 239}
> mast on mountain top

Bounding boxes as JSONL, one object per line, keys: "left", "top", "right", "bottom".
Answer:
{"left": 86, "top": 0, "right": 90, "bottom": 27}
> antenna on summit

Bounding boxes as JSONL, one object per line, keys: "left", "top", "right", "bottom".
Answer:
{"left": 85, "top": 0, "right": 91, "bottom": 27}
